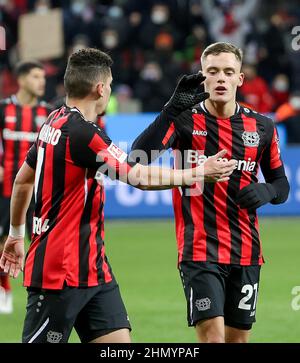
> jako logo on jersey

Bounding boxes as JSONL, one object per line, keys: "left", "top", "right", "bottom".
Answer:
{"left": 192, "top": 130, "right": 207, "bottom": 136}
{"left": 39, "top": 124, "right": 61, "bottom": 145}
{"left": 33, "top": 217, "right": 50, "bottom": 235}
{"left": 187, "top": 151, "right": 256, "bottom": 171}
{"left": 242, "top": 131, "right": 260, "bottom": 147}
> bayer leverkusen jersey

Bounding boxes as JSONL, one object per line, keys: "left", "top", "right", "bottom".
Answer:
{"left": 132, "top": 102, "right": 285, "bottom": 266}
{"left": 24, "top": 106, "right": 135, "bottom": 289}
{"left": 0, "top": 95, "right": 52, "bottom": 197}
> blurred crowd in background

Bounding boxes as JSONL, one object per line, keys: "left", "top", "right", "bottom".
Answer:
{"left": 0, "top": 0, "right": 300, "bottom": 143}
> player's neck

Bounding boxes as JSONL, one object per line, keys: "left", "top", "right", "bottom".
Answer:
{"left": 66, "top": 98, "right": 97, "bottom": 122}
{"left": 204, "top": 99, "right": 237, "bottom": 119}
{"left": 16, "top": 89, "right": 38, "bottom": 107}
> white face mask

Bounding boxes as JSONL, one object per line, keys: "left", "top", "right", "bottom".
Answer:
{"left": 103, "top": 35, "right": 118, "bottom": 49}
{"left": 273, "top": 80, "right": 288, "bottom": 92}
{"left": 71, "top": 1, "right": 85, "bottom": 15}
{"left": 290, "top": 97, "right": 300, "bottom": 110}
{"left": 35, "top": 5, "right": 49, "bottom": 14}
{"left": 141, "top": 68, "right": 161, "bottom": 81}
{"left": 151, "top": 11, "right": 168, "bottom": 24}
{"left": 108, "top": 6, "right": 123, "bottom": 18}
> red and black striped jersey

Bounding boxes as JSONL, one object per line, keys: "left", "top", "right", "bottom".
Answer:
{"left": 24, "top": 105, "right": 135, "bottom": 289}
{"left": 132, "top": 102, "right": 286, "bottom": 266}
{"left": 0, "top": 95, "right": 52, "bottom": 197}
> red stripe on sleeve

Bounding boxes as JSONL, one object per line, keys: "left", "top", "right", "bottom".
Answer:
{"left": 162, "top": 122, "right": 175, "bottom": 146}
{"left": 269, "top": 127, "right": 283, "bottom": 170}
{"left": 89, "top": 134, "right": 132, "bottom": 177}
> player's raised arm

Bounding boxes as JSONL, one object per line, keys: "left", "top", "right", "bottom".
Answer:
{"left": 0, "top": 160, "right": 35, "bottom": 278}
{"left": 131, "top": 73, "right": 209, "bottom": 164}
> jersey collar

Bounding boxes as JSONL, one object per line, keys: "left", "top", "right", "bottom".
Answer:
{"left": 199, "top": 101, "right": 241, "bottom": 116}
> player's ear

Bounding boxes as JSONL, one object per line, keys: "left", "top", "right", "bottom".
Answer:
{"left": 96, "top": 82, "right": 104, "bottom": 98}
{"left": 18, "top": 75, "right": 26, "bottom": 88}
{"left": 238, "top": 72, "right": 244, "bottom": 87}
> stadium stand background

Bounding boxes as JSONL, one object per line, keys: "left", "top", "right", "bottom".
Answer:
{"left": 1, "top": 0, "right": 300, "bottom": 217}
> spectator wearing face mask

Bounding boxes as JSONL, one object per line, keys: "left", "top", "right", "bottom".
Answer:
{"left": 63, "top": 0, "right": 100, "bottom": 46}
{"left": 275, "top": 91, "right": 300, "bottom": 145}
{"left": 271, "top": 74, "right": 290, "bottom": 111}
{"left": 100, "top": 28, "right": 134, "bottom": 86}
{"left": 133, "top": 61, "right": 174, "bottom": 112}
{"left": 138, "top": 3, "right": 182, "bottom": 50}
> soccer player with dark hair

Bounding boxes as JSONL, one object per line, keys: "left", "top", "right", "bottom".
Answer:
{"left": 0, "top": 48, "right": 236, "bottom": 343}
{"left": 131, "top": 42, "right": 290, "bottom": 343}
{"left": 0, "top": 60, "right": 52, "bottom": 314}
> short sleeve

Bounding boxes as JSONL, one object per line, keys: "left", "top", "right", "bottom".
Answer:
{"left": 25, "top": 142, "right": 38, "bottom": 169}
{"left": 69, "top": 116, "right": 136, "bottom": 179}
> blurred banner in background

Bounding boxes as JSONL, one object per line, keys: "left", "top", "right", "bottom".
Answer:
{"left": 18, "top": 8, "right": 64, "bottom": 60}
{"left": 104, "top": 113, "right": 300, "bottom": 218}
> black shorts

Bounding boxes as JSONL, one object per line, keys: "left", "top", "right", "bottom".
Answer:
{"left": 22, "top": 278, "right": 131, "bottom": 343}
{"left": 179, "top": 261, "right": 261, "bottom": 330}
{"left": 0, "top": 196, "right": 35, "bottom": 239}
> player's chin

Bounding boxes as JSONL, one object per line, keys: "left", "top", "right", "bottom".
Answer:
{"left": 211, "top": 95, "right": 229, "bottom": 104}
{"left": 35, "top": 90, "right": 45, "bottom": 97}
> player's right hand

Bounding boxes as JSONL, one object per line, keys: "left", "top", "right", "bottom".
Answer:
{"left": 163, "top": 72, "right": 210, "bottom": 119}
{"left": 203, "top": 150, "right": 237, "bottom": 182}
{"left": 0, "top": 236, "right": 24, "bottom": 278}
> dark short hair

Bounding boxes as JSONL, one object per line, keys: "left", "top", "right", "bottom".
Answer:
{"left": 201, "top": 42, "right": 243, "bottom": 64}
{"left": 64, "top": 48, "right": 113, "bottom": 98}
{"left": 15, "top": 60, "right": 44, "bottom": 78}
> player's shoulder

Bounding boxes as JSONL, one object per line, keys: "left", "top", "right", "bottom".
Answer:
{"left": 0, "top": 96, "right": 13, "bottom": 107}
{"left": 67, "top": 107, "right": 109, "bottom": 140}
{"left": 38, "top": 100, "right": 53, "bottom": 111}
{"left": 174, "top": 104, "right": 204, "bottom": 126}
{"left": 239, "top": 104, "right": 275, "bottom": 127}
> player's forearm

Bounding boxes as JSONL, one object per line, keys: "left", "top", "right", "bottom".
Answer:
{"left": 10, "top": 181, "right": 33, "bottom": 227}
{"left": 268, "top": 176, "right": 290, "bottom": 204}
{"left": 128, "top": 164, "right": 202, "bottom": 190}
{"left": 263, "top": 165, "right": 290, "bottom": 204}
{"left": 130, "top": 111, "right": 173, "bottom": 165}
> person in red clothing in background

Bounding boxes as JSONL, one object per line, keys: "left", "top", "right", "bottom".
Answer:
{"left": 239, "top": 63, "right": 273, "bottom": 113}
{"left": 270, "top": 74, "right": 290, "bottom": 111}
{"left": 275, "top": 90, "right": 300, "bottom": 144}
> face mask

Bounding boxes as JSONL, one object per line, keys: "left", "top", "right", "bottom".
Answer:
{"left": 290, "top": 97, "right": 300, "bottom": 110}
{"left": 103, "top": 35, "right": 118, "bottom": 49}
{"left": 108, "top": 6, "right": 123, "bottom": 18}
{"left": 274, "top": 80, "right": 288, "bottom": 92}
{"left": 151, "top": 11, "right": 168, "bottom": 24}
{"left": 71, "top": 1, "right": 85, "bottom": 15}
{"left": 141, "top": 68, "right": 160, "bottom": 81}
{"left": 35, "top": 5, "right": 49, "bottom": 14}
